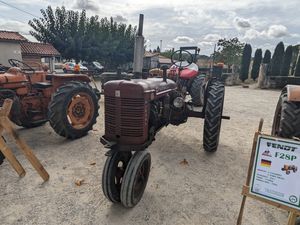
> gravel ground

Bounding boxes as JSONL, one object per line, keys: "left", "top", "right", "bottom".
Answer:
{"left": 0, "top": 84, "right": 289, "bottom": 225}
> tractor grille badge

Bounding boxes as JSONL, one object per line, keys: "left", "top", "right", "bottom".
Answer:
{"left": 115, "top": 90, "right": 120, "bottom": 97}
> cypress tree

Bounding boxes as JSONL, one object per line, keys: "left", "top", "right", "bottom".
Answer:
{"left": 240, "top": 44, "right": 252, "bottom": 82}
{"left": 280, "top": 45, "right": 293, "bottom": 76}
{"left": 270, "top": 42, "right": 285, "bottom": 76}
{"left": 251, "top": 49, "right": 262, "bottom": 80}
{"left": 263, "top": 50, "right": 271, "bottom": 63}
{"left": 294, "top": 52, "right": 300, "bottom": 77}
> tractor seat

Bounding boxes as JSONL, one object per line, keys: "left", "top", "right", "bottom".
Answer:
{"left": 32, "top": 82, "right": 52, "bottom": 89}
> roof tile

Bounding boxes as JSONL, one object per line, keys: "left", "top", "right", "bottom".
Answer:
{"left": 0, "top": 30, "right": 27, "bottom": 41}
{"left": 20, "top": 42, "right": 60, "bottom": 56}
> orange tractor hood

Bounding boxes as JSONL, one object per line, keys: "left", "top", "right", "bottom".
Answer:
{"left": 0, "top": 67, "right": 28, "bottom": 88}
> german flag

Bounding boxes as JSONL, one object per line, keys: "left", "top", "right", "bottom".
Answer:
{"left": 261, "top": 159, "right": 272, "bottom": 167}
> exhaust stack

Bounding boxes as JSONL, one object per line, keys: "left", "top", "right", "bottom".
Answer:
{"left": 133, "top": 14, "right": 144, "bottom": 78}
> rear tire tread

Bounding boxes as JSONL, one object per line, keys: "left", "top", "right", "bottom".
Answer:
{"left": 203, "top": 81, "right": 225, "bottom": 152}
{"left": 48, "top": 81, "right": 99, "bottom": 139}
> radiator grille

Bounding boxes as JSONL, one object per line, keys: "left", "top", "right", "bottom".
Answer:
{"left": 105, "top": 96, "right": 145, "bottom": 138}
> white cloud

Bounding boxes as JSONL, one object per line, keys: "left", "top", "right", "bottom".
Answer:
{"left": 243, "top": 24, "right": 290, "bottom": 40}
{"left": 234, "top": 17, "right": 251, "bottom": 28}
{"left": 112, "top": 15, "right": 128, "bottom": 23}
{"left": 244, "top": 29, "right": 261, "bottom": 40}
{"left": 173, "top": 36, "right": 195, "bottom": 44}
{"left": 0, "top": 19, "right": 30, "bottom": 35}
{"left": 73, "top": 0, "right": 99, "bottom": 12}
{"left": 203, "top": 34, "right": 222, "bottom": 42}
{"left": 264, "top": 24, "right": 289, "bottom": 38}
{"left": 198, "top": 41, "right": 215, "bottom": 47}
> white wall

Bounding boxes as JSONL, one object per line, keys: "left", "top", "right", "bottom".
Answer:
{"left": 0, "top": 42, "right": 22, "bottom": 67}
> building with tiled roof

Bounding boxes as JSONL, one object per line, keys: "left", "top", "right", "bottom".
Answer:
{"left": 0, "top": 30, "right": 27, "bottom": 42}
{"left": 20, "top": 42, "right": 60, "bottom": 57}
{"left": 0, "top": 30, "right": 27, "bottom": 66}
{"left": 0, "top": 30, "right": 60, "bottom": 71}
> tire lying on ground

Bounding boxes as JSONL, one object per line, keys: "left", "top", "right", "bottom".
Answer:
{"left": 272, "top": 91, "right": 300, "bottom": 139}
{"left": 189, "top": 75, "right": 206, "bottom": 106}
{"left": 203, "top": 80, "right": 225, "bottom": 152}
{"left": 48, "top": 81, "right": 99, "bottom": 139}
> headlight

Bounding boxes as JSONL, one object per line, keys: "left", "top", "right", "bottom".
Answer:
{"left": 173, "top": 97, "right": 184, "bottom": 108}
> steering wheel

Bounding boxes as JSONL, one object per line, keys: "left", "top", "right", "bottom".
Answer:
{"left": 8, "top": 59, "right": 35, "bottom": 72}
{"left": 171, "top": 50, "right": 194, "bottom": 69}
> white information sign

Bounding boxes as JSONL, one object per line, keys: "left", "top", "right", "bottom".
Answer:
{"left": 250, "top": 135, "right": 300, "bottom": 210}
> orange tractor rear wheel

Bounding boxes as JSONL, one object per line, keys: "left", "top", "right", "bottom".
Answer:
{"left": 48, "top": 81, "right": 99, "bottom": 139}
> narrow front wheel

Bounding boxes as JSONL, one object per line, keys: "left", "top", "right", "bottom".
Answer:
{"left": 120, "top": 151, "right": 151, "bottom": 208}
{"left": 102, "top": 151, "right": 132, "bottom": 203}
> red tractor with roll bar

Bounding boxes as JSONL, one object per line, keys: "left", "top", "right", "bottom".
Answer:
{"left": 100, "top": 14, "right": 229, "bottom": 208}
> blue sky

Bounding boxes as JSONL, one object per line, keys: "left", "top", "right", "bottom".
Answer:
{"left": 1, "top": 0, "right": 300, "bottom": 55}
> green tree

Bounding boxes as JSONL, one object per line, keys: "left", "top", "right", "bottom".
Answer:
{"left": 160, "top": 50, "right": 173, "bottom": 58}
{"left": 262, "top": 50, "right": 271, "bottom": 63}
{"left": 29, "top": 6, "right": 136, "bottom": 68}
{"left": 213, "top": 38, "right": 245, "bottom": 68}
{"left": 240, "top": 44, "right": 252, "bottom": 82}
{"left": 251, "top": 48, "right": 262, "bottom": 80}
{"left": 156, "top": 46, "right": 161, "bottom": 53}
{"left": 294, "top": 52, "right": 300, "bottom": 77}
{"left": 280, "top": 45, "right": 293, "bottom": 76}
{"left": 270, "top": 42, "right": 285, "bottom": 76}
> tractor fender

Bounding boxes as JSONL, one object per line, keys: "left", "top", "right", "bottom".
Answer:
{"left": 51, "top": 74, "right": 91, "bottom": 90}
{"left": 286, "top": 85, "right": 300, "bottom": 102}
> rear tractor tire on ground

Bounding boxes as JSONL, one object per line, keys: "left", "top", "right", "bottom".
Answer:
{"left": 272, "top": 91, "right": 300, "bottom": 139}
{"left": 0, "top": 150, "right": 4, "bottom": 165}
{"left": 203, "top": 80, "right": 225, "bottom": 152}
{"left": 48, "top": 81, "right": 99, "bottom": 139}
{"left": 189, "top": 75, "right": 206, "bottom": 106}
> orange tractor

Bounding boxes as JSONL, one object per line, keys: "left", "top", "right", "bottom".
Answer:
{"left": 0, "top": 59, "right": 100, "bottom": 137}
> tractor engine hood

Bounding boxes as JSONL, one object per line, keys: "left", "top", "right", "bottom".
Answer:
{"left": 104, "top": 78, "right": 177, "bottom": 100}
{"left": 0, "top": 67, "right": 27, "bottom": 87}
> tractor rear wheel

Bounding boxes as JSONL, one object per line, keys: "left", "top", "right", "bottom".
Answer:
{"left": 0, "top": 151, "right": 4, "bottom": 165}
{"left": 296, "top": 217, "right": 300, "bottom": 225}
{"left": 102, "top": 151, "right": 132, "bottom": 203}
{"left": 272, "top": 91, "right": 300, "bottom": 138}
{"left": 120, "top": 151, "right": 151, "bottom": 208}
{"left": 189, "top": 75, "right": 206, "bottom": 106}
{"left": 20, "top": 119, "right": 47, "bottom": 128}
{"left": 48, "top": 81, "right": 99, "bottom": 139}
{"left": 203, "top": 80, "right": 225, "bottom": 152}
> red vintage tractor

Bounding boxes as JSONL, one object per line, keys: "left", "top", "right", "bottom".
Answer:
{"left": 100, "top": 44, "right": 229, "bottom": 207}
{"left": 0, "top": 59, "right": 100, "bottom": 137}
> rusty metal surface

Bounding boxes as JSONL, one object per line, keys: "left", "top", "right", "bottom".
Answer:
{"left": 287, "top": 85, "right": 300, "bottom": 102}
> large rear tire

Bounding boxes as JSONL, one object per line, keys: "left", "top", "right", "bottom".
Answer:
{"left": 48, "top": 81, "right": 99, "bottom": 139}
{"left": 0, "top": 151, "right": 4, "bottom": 165}
{"left": 189, "top": 75, "right": 206, "bottom": 106}
{"left": 20, "top": 119, "right": 47, "bottom": 128}
{"left": 272, "top": 91, "right": 300, "bottom": 138}
{"left": 203, "top": 81, "right": 225, "bottom": 152}
{"left": 296, "top": 217, "right": 300, "bottom": 225}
